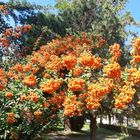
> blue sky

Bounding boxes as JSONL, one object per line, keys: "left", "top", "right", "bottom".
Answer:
{"left": 126, "top": 0, "right": 140, "bottom": 23}
{"left": 0, "top": 0, "right": 55, "bottom": 5}
{"left": 126, "top": 0, "right": 140, "bottom": 42}
{"left": 1, "top": 0, "right": 140, "bottom": 44}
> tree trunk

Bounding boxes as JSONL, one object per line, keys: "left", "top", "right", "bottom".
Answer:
{"left": 100, "top": 114, "right": 103, "bottom": 124}
{"left": 64, "top": 118, "right": 71, "bottom": 131}
{"left": 108, "top": 114, "right": 111, "bottom": 125}
{"left": 90, "top": 113, "right": 97, "bottom": 140}
{"left": 127, "top": 116, "right": 129, "bottom": 126}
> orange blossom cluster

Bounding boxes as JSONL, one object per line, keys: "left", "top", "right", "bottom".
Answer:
{"left": 115, "top": 85, "right": 136, "bottom": 109}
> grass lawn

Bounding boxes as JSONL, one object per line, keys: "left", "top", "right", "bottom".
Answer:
{"left": 45, "top": 123, "right": 140, "bottom": 140}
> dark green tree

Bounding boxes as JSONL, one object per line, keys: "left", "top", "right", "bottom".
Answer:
{"left": 56, "top": 0, "right": 134, "bottom": 46}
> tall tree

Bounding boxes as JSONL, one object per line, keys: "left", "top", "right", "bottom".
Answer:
{"left": 56, "top": 0, "right": 134, "bottom": 46}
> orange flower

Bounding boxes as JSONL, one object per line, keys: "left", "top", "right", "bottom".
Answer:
{"left": 109, "top": 44, "right": 122, "bottom": 61}
{"left": 68, "top": 78, "right": 85, "bottom": 91}
{"left": 22, "top": 74, "right": 37, "bottom": 87}
{"left": 7, "top": 118, "right": 16, "bottom": 124}
{"left": 88, "top": 79, "right": 114, "bottom": 97}
{"left": 79, "top": 51, "right": 102, "bottom": 69}
{"left": 6, "top": 71, "right": 14, "bottom": 78}
{"left": 51, "top": 114, "right": 56, "bottom": 119}
{"left": 45, "top": 55, "right": 62, "bottom": 71}
{"left": 43, "top": 101, "right": 50, "bottom": 108}
{"left": 13, "top": 64, "right": 23, "bottom": 72}
{"left": 29, "top": 92, "right": 39, "bottom": 102}
{"left": 132, "top": 37, "right": 140, "bottom": 55}
{"left": 73, "top": 67, "right": 83, "bottom": 77}
{"left": 40, "top": 78, "right": 61, "bottom": 94}
{"left": 7, "top": 113, "right": 16, "bottom": 124}
{"left": 86, "top": 98, "right": 100, "bottom": 110}
{"left": 63, "top": 95, "right": 83, "bottom": 117}
{"left": 34, "top": 111, "right": 43, "bottom": 119}
{"left": 42, "top": 73, "right": 51, "bottom": 79}
{"left": 5, "top": 92, "right": 13, "bottom": 99}
{"left": 85, "top": 78, "right": 114, "bottom": 110}
{"left": 23, "top": 64, "right": 32, "bottom": 72}
{"left": 32, "top": 67, "right": 40, "bottom": 74}
{"left": 62, "top": 55, "right": 77, "bottom": 70}
{"left": 48, "top": 93, "right": 65, "bottom": 109}
{"left": 103, "top": 62, "right": 121, "bottom": 79}
{"left": 91, "top": 56, "right": 102, "bottom": 70}
{"left": 20, "top": 95, "right": 29, "bottom": 101}
{"left": 5, "top": 29, "right": 12, "bottom": 37}
{"left": 114, "top": 102, "right": 126, "bottom": 109}
{"left": 128, "top": 70, "right": 140, "bottom": 85}
{"left": 115, "top": 85, "right": 136, "bottom": 109}
{"left": 98, "top": 39, "right": 106, "bottom": 47}
{"left": 22, "top": 25, "right": 32, "bottom": 33}
{"left": 7, "top": 112, "right": 15, "bottom": 118}
{"left": 79, "top": 51, "right": 94, "bottom": 67}
{"left": 133, "top": 55, "right": 140, "bottom": 63}
{"left": 0, "top": 69, "right": 7, "bottom": 90}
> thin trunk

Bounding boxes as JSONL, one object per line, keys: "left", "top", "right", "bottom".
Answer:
{"left": 90, "top": 113, "right": 97, "bottom": 140}
{"left": 64, "top": 118, "right": 71, "bottom": 131}
{"left": 127, "top": 116, "right": 129, "bottom": 126}
{"left": 100, "top": 114, "right": 103, "bottom": 124}
{"left": 108, "top": 114, "right": 111, "bottom": 125}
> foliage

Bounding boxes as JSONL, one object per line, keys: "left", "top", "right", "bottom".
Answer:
{"left": 55, "top": 0, "right": 134, "bottom": 45}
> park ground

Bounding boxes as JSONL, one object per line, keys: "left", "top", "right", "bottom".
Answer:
{"left": 46, "top": 123, "right": 140, "bottom": 140}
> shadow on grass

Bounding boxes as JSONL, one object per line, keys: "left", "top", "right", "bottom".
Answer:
{"left": 45, "top": 126, "right": 140, "bottom": 140}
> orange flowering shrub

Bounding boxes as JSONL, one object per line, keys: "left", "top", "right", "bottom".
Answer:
{"left": 0, "top": 33, "right": 140, "bottom": 139}
{"left": 113, "top": 37, "right": 140, "bottom": 110}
